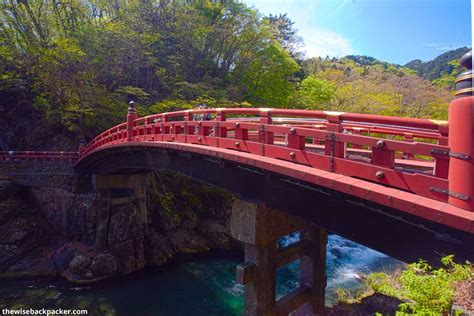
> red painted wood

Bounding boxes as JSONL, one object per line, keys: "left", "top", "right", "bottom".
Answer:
{"left": 78, "top": 141, "right": 474, "bottom": 234}
{"left": 10, "top": 107, "right": 472, "bottom": 228}
{"left": 448, "top": 96, "right": 474, "bottom": 211}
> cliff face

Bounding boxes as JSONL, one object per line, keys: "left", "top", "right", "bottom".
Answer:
{"left": 0, "top": 182, "right": 58, "bottom": 277}
{"left": 0, "top": 165, "right": 236, "bottom": 283}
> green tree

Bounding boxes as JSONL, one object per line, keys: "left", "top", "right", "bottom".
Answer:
{"left": 366, "top": 255, "right": 472, "bottom": 314}
{"left": 241, "top": 41, "right": 300, "bottom": 107}
{"left": 294, "top": 76, "right": 334, "bottom": 109}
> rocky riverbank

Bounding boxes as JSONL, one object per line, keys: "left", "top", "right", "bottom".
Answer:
{"left": 0, "top": 167, "right": 237, "bottom": 284}
{"left": 4, "top": 163, "right": 467, "bottom": 315}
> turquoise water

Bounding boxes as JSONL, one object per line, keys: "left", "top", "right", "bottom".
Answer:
{"left": 0, "top": 235, "right": 404, "bottom": 316}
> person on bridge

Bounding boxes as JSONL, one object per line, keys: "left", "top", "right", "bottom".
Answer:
{"left": 203, "top": 104, "right": 212, "bottom": 121}
{"left": 193, "top": 105, "right": 203, "bottom": 121}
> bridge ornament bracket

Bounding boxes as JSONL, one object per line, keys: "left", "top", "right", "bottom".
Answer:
{"left": 430, "top": 187, "right": 471, "bottom": 201}
{"left": 259, "top": 124, "right": 265, "bottom": 156}
{"left": 430, "top": 149, "right": 471, "bottom": 161}
{"left": 326, "top": 132, "right": 337, "bottom": 172}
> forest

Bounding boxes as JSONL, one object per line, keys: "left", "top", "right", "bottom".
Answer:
{"left": 0, "top": 0, "right": 469, "bottom": 150}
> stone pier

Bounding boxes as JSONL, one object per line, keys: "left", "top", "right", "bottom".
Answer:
{"left": 231, "top": 199, "right": 327, "bottom": 316}
{"left": 93, "top": 173, "right": 149, "bottom": 250}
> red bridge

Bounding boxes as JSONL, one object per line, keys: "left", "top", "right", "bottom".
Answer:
{"left": 78, "top": 105, "right": 472, "bottom": 227}
{"left": 1, "top": 51, "right": 473, "bottom": 316}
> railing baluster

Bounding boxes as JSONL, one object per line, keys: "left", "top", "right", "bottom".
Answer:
{"left": 371, "top": 145, "right": 395, "bottom": 169}
{"left": 235, "top": 123, "right": 248, "bottom": 140}
{"left": 287, "top": 129, "right": 305, "bottom": 150}
{"left": 259, "top": 109, "right": 274, "bottom": 145}
{"left": 434, "top": 124, "right": 449, "bottom": 178}
{"left": 325, "top": 112, "right": 346, "bottom": 173}
{"left": 184, "top": 111, "right": 195, "bottom": 136}
{"left": 215, "top": 109, "right": 227, "bottom": 138}
{"left": 403, "top": 133, "right": 414, "bottom": 159}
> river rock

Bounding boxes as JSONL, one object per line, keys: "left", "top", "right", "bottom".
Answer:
{"left": 53, "top": 242, "right": 94, "bottom": 271}
{"left": 144, "top": 230, "right": 172, "bottom": 266}
{"left": 0, "top": 168, "right": 236, "bottom": 284}
{"left": 90, "top": 252, "right": 118, "bottom": 276}
{"left": 69, "top": 255, "right": 92, "bottom": 273}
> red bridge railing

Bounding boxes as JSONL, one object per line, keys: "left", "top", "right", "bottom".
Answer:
{"left": 0, "top": 151, "right": 79, "bottom": 162}
{"left": 79, "top": 107, "right": 455, "bottom": 207}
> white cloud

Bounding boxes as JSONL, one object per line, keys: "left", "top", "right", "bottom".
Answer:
{"left": 301, "top": 28, "right": 355, "bottom": 58}
{"left": 244, "top": 0, "right": 356, "bottom": 59}
{"left": 422, "top": 42, "right": 464, "bottom": 51}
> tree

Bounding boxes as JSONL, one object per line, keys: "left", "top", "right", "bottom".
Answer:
{"left": 241, "top": 41, "right": 300, "bottom": 107}
{"left": 367, "top": 255, "right": 472, "bottom": 315}
{"left": 266, "top": 13, "right": 303, "bottom": 59}
{"left": 294, "top": 76, "right": 334, "bottom": 109}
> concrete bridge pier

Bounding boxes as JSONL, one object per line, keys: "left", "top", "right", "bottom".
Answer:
{"left": 231, "top": 199, "right": 327, "bottom": 316}
{"left": 93, "top": 174, "right": 149, "bottom": 250}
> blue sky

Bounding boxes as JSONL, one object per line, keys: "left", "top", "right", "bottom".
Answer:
{"left": 243, "top": 0, "right": 472, "bottom": 65}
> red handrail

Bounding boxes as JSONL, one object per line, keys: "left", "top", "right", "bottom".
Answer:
{"left": 78, "top": 108, "right": 451, "bottom": 204}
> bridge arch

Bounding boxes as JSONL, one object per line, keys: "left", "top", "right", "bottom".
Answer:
{"left": 75, "top": 140, "right": 474, "bottom": 263}
{"left": 2, "top": 50, "right": 471, "bottom": 315}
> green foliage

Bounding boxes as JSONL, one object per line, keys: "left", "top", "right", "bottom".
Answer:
{"left": 0, "top": 0, "right": 461, "bottom": 150}
{"left": 115, "top": 86, "right": 150, "bottom": 103}
{"left": 432, "top": 60, "right": 461, "bottom": 89}
{"left": 242, "top": 41, "right": 300, "bottom": 107}
{"left": 335, "top": 287, "right": 374, "bottom": 305}
{"left": 366, "top": 272, "right": 403, "bottom": 299}
{"left": 404, "top": 47, "right": 469, "bottom": 81}
{"left": 147, "top": 171, "right": 234, "bottom": 227}
{"left": 301, "top": 56, "right": 452, "bottom": 119}
{"left": 0, "top": 0, "right": 299, "bottom": 148}
{"left": 149, "top": 100, "right": 193, "bottom": 114}
{"left": 294, "top": 76, "right": 334, "bottom": 109}
{"left": 366, "top": 255, "right": 472, "bottom": 315}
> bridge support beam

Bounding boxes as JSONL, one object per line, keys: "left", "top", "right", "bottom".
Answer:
{"left": 231, "top": 199, "right": 327, "bottom": 316}
{"left": 296, "top": 228, "right": 327, "bottom": 316}
{"left": 93, "top": 174, "right": 149, "bottom": 250}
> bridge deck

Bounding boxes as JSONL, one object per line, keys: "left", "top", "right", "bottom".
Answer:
{"left": 76, "top": 140, "right": 474, "bottom": 236}
{"left": 3, "top": 108, "right": 473, "bottom": 236}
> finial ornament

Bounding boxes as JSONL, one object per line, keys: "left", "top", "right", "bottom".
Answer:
{"left": 460, "top": 50, "right": 472, "bottom": 69}
{"left": 455, "top": 50, "right": 473, "bottom": 98}
{"left": 128, "top": 100, "right": 137, "bottom": 113}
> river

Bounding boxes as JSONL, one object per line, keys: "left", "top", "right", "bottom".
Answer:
{"left": 0, "top": 234, "right": 404, "bottom": 316}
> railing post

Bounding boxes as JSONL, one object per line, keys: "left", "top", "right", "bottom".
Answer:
{"left": 287, "top": 129, "right": 305, "bottom": 150}
{"left": 403, "top": 133, "right": 414, "bottom": 159}
{"left": 143, "top": 118, "right": 148, "bottom": 141}
{"left": 434, "top": 124, "right": 449, "bottom": 178}
{"left": 324, "top": 112, "right": 346, "bottom": 159}
{"left": 197, "top": 122, "right": 210, "bottom": 137}
{"left": 127, "top": 101, "right": 137, "bottom": 142}
{"left": 448, "top": 50, "right": 474, "bottom": 211}
{"left": 162, "top": 115, "right": 170, "bottom": 135}
{"left": 215, "top": 109, "right": 227, "bottom": 138}
{"left": 371, "top": 145, "right": 395, "bottom": 168}
{"left": 183, "top": 111, "right": 195, "bottom": 135}
{"left": 235, "top": 122, "right": 248, "bottom": 140}
{"left": 259, "top": 108, "right": 274, "bottom": 145}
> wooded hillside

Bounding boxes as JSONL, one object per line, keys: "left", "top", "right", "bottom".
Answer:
{"left": 0, "top": 0, "right": 466, "bottom": 150}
